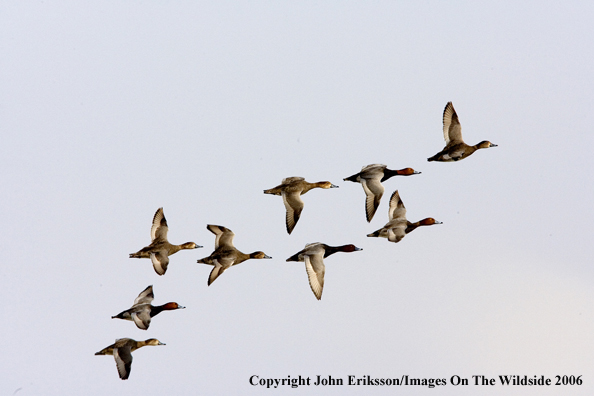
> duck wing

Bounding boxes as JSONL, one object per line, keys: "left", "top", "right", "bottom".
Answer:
{"left": 304, "top": 254, "right": 325, "bottom": 300}
{"left": 387, "top": 223, "right": 407, "bottom": 243}
{"left": 283, "top": 191, "right": 304, "bottom": 234}
{"left": 207, "top": 224, "right": 235, "bottom": 249}
{"left": 360, "top": 164, "right": 386, "bottom": 176}
{"left": 131, "top": 306, "right": 151, "bottom": 330}
{"left": 361, "top": 178, "right": 384, "bottom": 222}
{"left": 304, "top": 242, "right": 323, "bottom": 250}
{"left": 150, "top": 208, "right": 169, "bottom": 242}
{"left": 443, "top": 102, "right": 463, "bottom": 145}
{"left": 282, "top": 176, "right": 305, "bottom": 184}
{"left": 150, "top": 250, "right": 169, "bottom": 276}
{"left": 133, "top": 285, "right": 154, "bottom": 305}
{"left": 207, "top": 256, "right": 234, "bottom": 285}
{"left": 114, "top": 345, "right": 133, "bottom": 380}
{"left": 387, "top": 190, "right": 406, "bottom": 221}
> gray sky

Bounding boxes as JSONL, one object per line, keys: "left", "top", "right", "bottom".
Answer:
{"left": 2, "top": 1, "right": 593, "bottom": 395}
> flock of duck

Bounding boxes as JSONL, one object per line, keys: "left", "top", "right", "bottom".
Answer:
{"left": 95, "top": 102, "right": 497, "bottom": 379}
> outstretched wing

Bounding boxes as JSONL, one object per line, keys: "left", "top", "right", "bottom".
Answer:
{"left": 114, "top": 345, "right": 133, "bottom": 380}
{"left": 361, "top": 178, "right": 385, "bottom": 222}
{"left": 387, "top": 190, "right": 406, "bottom": 221}
{"left": 150, "top": 208, "right": 168, "bottom": 242}
{"left": 206, "top": 224, "right": 235, "bottom": 249}
{"left": 207, "top": 257, "right": 234, "bottom": 286}
{"left": 443, "top": 102, "right": 463, "bottom": 144}
{"left": 131, "top": 308, "right": 151, "bottom": 330}
{"left": 304, "top": 254, "right": 325, "bottom": 300}
{"left": 283, "top": 191, "right": 304, "bottom": 234}
{"left": 133, "top": 285, "right": 154, "bottom": 306}
{"left": 150, "top": 250, "right": 169, "bottom": 276}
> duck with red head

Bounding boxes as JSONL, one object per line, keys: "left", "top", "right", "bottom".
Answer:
{"left": 343, "top": 164, "right": 420, "bottom": 222}
{"left": 367, "top": 190, "right": 442, "bottom": 243}
{"left": 111, "top": 285, "right": 185, "bottom": 330}
{"left": 405, "top": 217, "right": 442, "bottom": 234}
{"left": 286, "top": 242, "right": 362, "bottom": 300}
{"left": 428, "top": 102, "right": 497, "bottom": 162}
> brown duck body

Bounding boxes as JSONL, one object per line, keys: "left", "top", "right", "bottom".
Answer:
{"left": 344, "top": 164, "right": 420, "bottom": 222}
{"left": 130, "top": 240, "right": 197, "bottom": 258}
{"left": 264, "top": 177, "right": 338, "bottom": 234}
{"left": 198, "top": 246, "right": 253, "bottom": 266}
{"left": 129, "top": 208, "right": 202, "bottom": 275}
{"left": 286, "top": 242, "right": 362, "bottom": 300}
{"left": 428, "top": 102, "right": 497, "bottom": 162}
{"left": 427, "top": 140, "right": 495, "bottom": 162}
{"left": 197, "top": 225, "right": 271, "bottom": 285}
{"left": 95, "top": 338, "right": 165, "bottom": 380}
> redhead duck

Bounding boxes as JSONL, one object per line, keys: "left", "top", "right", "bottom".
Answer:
{"left": 197, "top": 224, "right": 272, "bottom": 285}
{"left": 428, "top": 102, "right": 497, "bottom": 162}
{"left": 344, "top": 164, "right": 420, "bottom": 222}
{"left": 286, "top": 242, "right": 362, "bottom": 300}
{"left": 95, "top": 338, "right": 165, "bottom": 380}
{"left": 129, "top": 207, "right": 202, "bottom": 275}
{"left": 367, "top": 190, "right": 441, "bottom": 243}
{"left": 264, "top": 177, "right": 338, "bottom": 234}
{"left": 111, "top": 285, "right": 185, "bottom": 330}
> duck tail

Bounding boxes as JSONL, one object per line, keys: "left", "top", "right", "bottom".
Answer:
{"left": 286, "top": 252, "right": 301, "bottom": 262}
{"left": 111, "top": 311, "right": 126, "bottom": 320}
{"left": 343, "top": 173, "right": 359, "bottom": 182}
{"left": 367, "top": 230, "right": 381, "bottom": 238}
{"left": 263, "top": 187, "right": 282, "bottom": 195}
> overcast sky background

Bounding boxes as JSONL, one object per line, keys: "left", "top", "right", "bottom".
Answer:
{"left": 2, "top": 1, "right": 594, "bottom": 395}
